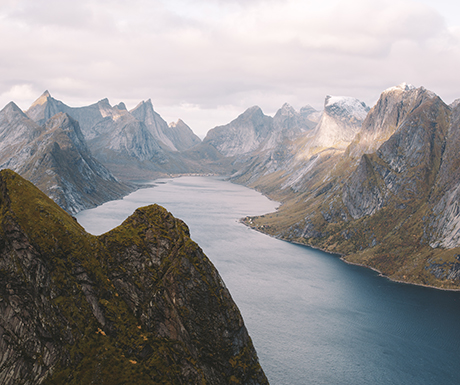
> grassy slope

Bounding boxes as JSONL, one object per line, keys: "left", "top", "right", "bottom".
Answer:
{"left": 237, "top": 98, "right": 460, "bottom": 290}
{"left": 0, "top": 169, "right": 267, "bottom": 384}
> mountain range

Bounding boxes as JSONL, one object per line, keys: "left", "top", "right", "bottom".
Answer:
{"left": 235, "top": 84, "right": 460, "bottom": 290}
{"left": 0, "top": 102, "right": 133, "bottom": 214}
{"left": 3, "top": 83, "right": 460, "bottom": 383}
{"left": 2, "top": 83, "right": 460, "bottom": 291}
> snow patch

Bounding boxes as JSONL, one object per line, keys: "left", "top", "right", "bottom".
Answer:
{"left": 325, "top": 96, "right": 369, "bottom": 120}
{"left": 383, "top": 83, "right": 416, "bottom": 94}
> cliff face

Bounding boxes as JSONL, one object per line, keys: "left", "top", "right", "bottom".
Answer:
{"left": 238, "top": 85, "right": 460, "bottom": 290}
{"left": 203, "top": 106, "right": 274, "bottom": 157}
{"left": 0, "top": 170, "right": 268, "bottom": 385}
{"left": 23, "top": 92, "right": 219, "bottom": 180}
{"left": 0, "top": 105, "right": 133, "bottom": 214}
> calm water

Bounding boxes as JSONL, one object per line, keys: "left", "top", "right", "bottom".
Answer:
{"left": 76, "top": 177, "right": 460, "bottom": 385}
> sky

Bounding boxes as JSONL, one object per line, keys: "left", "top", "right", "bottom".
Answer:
{"left": 1, "top": 0, "right": 460, "bottom": 137}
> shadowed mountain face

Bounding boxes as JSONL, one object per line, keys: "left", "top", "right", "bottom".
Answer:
{"left": 0, "top": 104, "right": 133, "bottom": 214}
{"left": 0, "top": 170, "right": 268, "bottom": 385}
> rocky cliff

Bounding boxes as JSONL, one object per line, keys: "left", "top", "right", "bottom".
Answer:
{"left": 236, "top": 85, "right": 460, "bottom": 290}
{"left": 24, "top": 92, "right": 222, "bottom": 180}
{"left": 0, "top": 170, "right": 268, "bottom": 385}
{"left": 0, "top": 104, "right": 132, "bottom": 214}
{"left": 203, "top": 106, "right": 274, "bottom": 157}
{"left": 131, "top": 100, "right": 201, "bottom": 152}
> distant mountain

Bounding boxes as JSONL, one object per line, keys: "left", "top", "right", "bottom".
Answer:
{"left": 9, "top": 86, "right": 460, "bottom": 290}
{"left": 203, "top": 103, "right": 317, "bottom": 160}
{"left": 261, "top": 103, "right": 316, "bottom": 151}
{"left": 0, "top": 170, "right": 268, "bottom": 384}
{"left": 203, "top": 106, "right": 274, "bottom": 157}
{"left": 230, "top": 96, "right": 367, "bottom": 192}
{"left": 0, "top": 104, "right": 133, "bottom": 214}
{"left": 131, "top": 99, "right": 201, "bottom": 152}
{"left": 24, "top": 92, "right": 211, "bottom": 180}
{"left": 167, "top": 119, "right": 202, "bottom": 151}
{"left": 239, "top": 84, "right": 460, "bottom": 290}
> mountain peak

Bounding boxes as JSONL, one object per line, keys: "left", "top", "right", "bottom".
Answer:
{"left": 115, "top": 102, "right": 127, "bottom": 111}
{"left": 97, "top": 98, "right": 111, "bottom": 107}
{"left": 2, "top": 101, "right": 25, "bottom": 116}
{"left": 169, "top": 118, "right": 184, "bottom": 128}
{"left": 30, "top": 90, "right": 52, "bottom": 108}
{"left": 131, "top": 99, "right": 154, "bottom": 114}
{"left": 241, "top": 105, "right": 263, "bottom": 117}
{"left": 384, "top": 83, "right": 416, "bottom": 94}
{"left": 279, "top": 103, "right": 296, "bottom": 114}
{"left": 324, "top": 95, "right": 369, "bottom": 121}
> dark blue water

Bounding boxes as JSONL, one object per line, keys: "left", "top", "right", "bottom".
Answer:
{"left": 76, "top": 176, "right": 460, "bottom": 385}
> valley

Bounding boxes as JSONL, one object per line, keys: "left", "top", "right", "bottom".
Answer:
{"left": 2, "top": 84, "right": 460, "bottom": 291}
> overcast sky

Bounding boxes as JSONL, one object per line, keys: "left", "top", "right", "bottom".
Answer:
{"left": 1, "top": 0, "right": 460, "bottom": 137}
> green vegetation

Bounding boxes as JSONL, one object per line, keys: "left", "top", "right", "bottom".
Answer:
{"left": 0, "top": 170, "right": 267, "bottom": 385}
{"left": 238, "top": 97, "right": 460, "bottom": 290}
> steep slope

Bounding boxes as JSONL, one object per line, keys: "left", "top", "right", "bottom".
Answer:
{"left": 428, "top": 101, "right": 460, "bottom": 249}
{"left": 0, "top": 102, "right": 45, "bottom": 164}
{"left": 231, "top": 96, "right": 367, "bottom": 195}
{"left": 241, "top": 85, "right": 460, "bottom": 290}
{"left": 131, "top": 100, "right": 201, "bottom": 152}
{"left": 203, "top": 106, "right": 274, "bottom": 157}
{"left": 130, "top": 99, "right": 179, "bottom": 151}
{"left": 347, "top": 83, "right": 435, "bottom": 158}
{"left": 0, "top": 109, "right": 133, "bottom": 214}
{"left": 0, "top": 170, "right": 268, "bottom": 385}
{"left": 168, "top": 119, "right": 202, "bottom": 151}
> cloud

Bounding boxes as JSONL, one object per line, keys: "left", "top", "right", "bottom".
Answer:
{"left": 0, "top": 84, "right": 39, "bottom": 106}
{"left": 0, "top": 0, "right": 459, "bottom": 136}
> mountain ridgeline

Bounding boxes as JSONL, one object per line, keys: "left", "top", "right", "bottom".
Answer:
{"left": 2, "top": 84, "right": 460, "bottom": 289}
{"left": 3, "top": 83, "right": 460, "bottom": 382}
{"left": 234, "top": 84, "right": 460, "bottom": 290}
{"left": 0, "top": 170, "right": 268, "bottom": 385}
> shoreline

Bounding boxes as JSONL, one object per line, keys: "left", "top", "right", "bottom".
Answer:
{"left": 241, "top": 219, "right": 460, "bottom": 293}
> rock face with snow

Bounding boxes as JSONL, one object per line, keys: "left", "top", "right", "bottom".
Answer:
{"left": 306, "top": 95, "right": 369, "bottom": 154}
{"left": 0, "top": 104, "right": 133, "bottom": 214}
{"left": 235, "top": 85, "right": 460, "bottom": 290}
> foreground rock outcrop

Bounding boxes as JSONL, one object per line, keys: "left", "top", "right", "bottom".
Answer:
{"left": 0, "top": 170, "right": 268, "bottom": 384}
